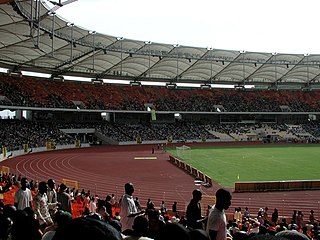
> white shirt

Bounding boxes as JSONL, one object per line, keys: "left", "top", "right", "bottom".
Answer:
{"left": 206, "top": 205, "right": 227, "bottom": 240}
{"left": 89, "top": 200, "right": 97, "bottom": 213}
{"left": 120, "top": 194, "right": 138, "bottom": 231}
{"left": 14, "top": 188, "right": 33, "bottom": 210}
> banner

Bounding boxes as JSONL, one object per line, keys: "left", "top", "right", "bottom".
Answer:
{"left": 2, "top": 147, "right": 6, "bottom": 157}
{"left": 151, "top": 109, "right": 156, "bottom": 121}
{"left": 75, "top": 140, "right": 81, "bottom": 148}
{"left": 46, "top": 142, "right": 56, "bottom": 150}
{"left": 201, "top": 135, "right": 207, "bottom": 142}
{"left": 23, "top": 144, "right": 28, "bottom": 153}
{"left": 136, "top": 136, "right": 142, "bottom": 144}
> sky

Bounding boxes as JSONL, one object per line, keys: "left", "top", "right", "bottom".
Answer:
{"left": 48, "top": 0, "right": 320, "bottom": 55}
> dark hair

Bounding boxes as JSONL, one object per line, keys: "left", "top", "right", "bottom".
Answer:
{"left": 216, "top": 188, "right": 231, "bottom": 200}
{"left": 53, "top": 217, "right": 122, "bottom": 240}
{"left": 54, "top": 210, "right": 72, "bottom": 227}
{"left": 156, "top": 223, "right": 190, "bottom": 240}
{"left": 276, "top": 230, "right": 310, "bottom": 240}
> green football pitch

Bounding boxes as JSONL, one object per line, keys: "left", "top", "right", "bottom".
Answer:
{"left": 167, "top": 144, "right": 320, "bottom": 188}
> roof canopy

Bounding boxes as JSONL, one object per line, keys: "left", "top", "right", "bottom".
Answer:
{"left": 1, "top": 0, "right": 320, "bottom": 89}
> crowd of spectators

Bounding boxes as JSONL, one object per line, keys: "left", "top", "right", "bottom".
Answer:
{"left": 2, "top": 74, "right": 320, "bottom": 112}
{"left": 2, "top": 119, "right": 320, "bottom": 151}
{"left": 0, "top": 119, "right": 75, "bottom": 151}
{"left": 1, "top": 175, "right": 319, "bottom": 240}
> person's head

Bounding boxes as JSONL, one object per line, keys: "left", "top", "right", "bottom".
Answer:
{"left": 148, "top": 209, "right": 160, "bottom": 228}
{"left": 52, "top": 217, "right": 122, "bottom": 240}
{"left": 215, "top": 188, "right": 232, "bottom": 211}
{"left": 106, "top": 195, "right": 112, "bottom": 201}
{"left": 132, "top": 215, "right": 149, "bottom": 236}
{"left": 233, "top": 231, "right": 249, "bottom": 240}
{"left": 38, "top": 181, "right": 48, "bottom": 194}
{"left": 124, "top": 183, "right": 134, "bottom": 195}
{"left": 60, "top": 183, "right": 67, "bottom": 192}
{"left": 54, "top": 210, "right": 72, "bottom": 228}
{"left": 20, "top": 178, "right": 28, "bottom": 190}
{"left": 97, "top": 205, "right": 109, "bottom": 219}
{"left": 47, "top": 179, "right": 55, "bottom": 190}
{"left": 192, "top": 189, "right": 202, "bottom": 201}
{"left": 156, "top": 223, "right": 190, "bottom": 240}
{"left": 3, "top": 204, "right": 16, "bottom": 219}
{"left": 276, "top": 230, "right": 309, "bottom": 240}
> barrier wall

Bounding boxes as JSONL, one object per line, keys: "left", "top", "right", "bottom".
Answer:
{"left": 168, "top": 155, "right": 212, "bottom": 187}
{"left": 235, "top": 180, "right": 320, "bottom": 192}
{"left": 0, "top": 143, "right": 90, "bottom": 162}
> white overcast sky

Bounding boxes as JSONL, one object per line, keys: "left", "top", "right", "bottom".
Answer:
{"left": 50, "top": 0, "right": 320, "bottom": 55}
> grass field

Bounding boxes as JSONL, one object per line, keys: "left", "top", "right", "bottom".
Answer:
{"left": 167, "top": 144, "right": 320, "bottom": 188}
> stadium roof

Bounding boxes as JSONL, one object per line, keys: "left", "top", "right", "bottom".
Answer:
{"left": 1, "top": 0, "right": 320, "bottom": 89}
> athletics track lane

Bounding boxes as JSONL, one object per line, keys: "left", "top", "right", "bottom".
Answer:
{"left": 2, "top": 144, "right": 320, "bottom": 218}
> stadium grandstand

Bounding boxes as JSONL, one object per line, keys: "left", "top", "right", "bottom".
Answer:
{"left": 1, "top": 0, "right": 320, "bottom": 239}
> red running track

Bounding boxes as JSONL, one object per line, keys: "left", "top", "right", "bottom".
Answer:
{"left": 2, "top": 144, "right": 320, "bottom": 219}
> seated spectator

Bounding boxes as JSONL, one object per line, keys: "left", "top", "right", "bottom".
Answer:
{"left": 124, "top": 215, "right": 153, "bottom": 240}
{"left": 233, "top": 231, "right": 248, "bottom": 240}
{"left": 42, "top": 210, "right": 72, "bottom": 240}
{"left": 155, "top": 223, "right": 190, "bottom": 240}
{"left": 52, "top": 217, "right": 123, "bottom": 240}
{"left": 275, "top": 230, "right": 309, "bottom": 240}
{"left": 146, "top": 209, "right": 165, "bottom": 239}
{"left": 11, "top": 209, "right": 42, "bottom": 240}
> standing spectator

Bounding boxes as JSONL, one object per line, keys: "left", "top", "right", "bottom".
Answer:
{"left": 186, "top": 189, "right": 203, "bottom": 229}
{"left": 172, "top": 201, "right": 178, "bottom": 216}
{"left": 110, "top": 193, "right": 116, "bottom": 207}
{"left": 134, "top": 197, "right": 142, "bottom": 212}
{"left": 243, "top": 207, "right": 250, "bottom": 219}
{"left": 146, "top": 199, "right": 152, "bottom": 209}
{"left": 47, "top": 179, "right": 59, "bottom": 217}
{"left": 296, "top": 210, "right": 304, "bottom": 229}
{"left": 257, "top": 208, "right": 263, "bottom": 218}
{"left": 33, "top": 181, "right": 53, "bottom": 231}
{"left": 89, "top": 196, "right": 97, "bottom": 213}
{"left": 120, "top": 183, "right": 144, "bottom": 232}
{"left": 234, "top": 207, "right": 242, "bottom": 224}
{"left": 83, "top": 193, "right": 90, "bottom": 209}
{"left": 271, "top": 208, "right": 279, "bottom": 225}
{"left": 160, "top": 201, "right": 166, "bottom": 214}
{"left": 105, "top": 195, "right": 113, "bottom": 218}
{"left": 206, "top": 188, "right": 232, "bottom": 240}
{"left": 14, "top": 177, "right": 33, "bottom": 210}
{"left": 145, "top": 199, "right": 155, "bottom": 217}
{"left": 292, "top": 210, "right": 297, "bottom": 224}
{"left": 309, "top": 210, "right": 316, "bottom": 224}
{"left": 263, "top": 207, "right": 269, "bottom": 223}
{"left": 57, "top": 184, "right": 72, "bottom": 214}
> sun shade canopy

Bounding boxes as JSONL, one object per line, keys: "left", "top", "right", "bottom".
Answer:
{"left": 1, "top": 0, "right": 320, "bottom": 89}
